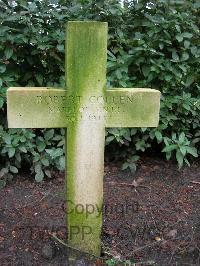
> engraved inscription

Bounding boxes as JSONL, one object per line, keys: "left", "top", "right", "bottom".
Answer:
{"left": 35, "top": 94, "right": 139, "bottom": 122}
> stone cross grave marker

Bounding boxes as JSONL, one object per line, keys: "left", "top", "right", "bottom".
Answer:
{"left": 7, "top": 21, "right": 160, "bottom": 256}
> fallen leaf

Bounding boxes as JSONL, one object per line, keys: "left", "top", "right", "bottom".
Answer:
{"left": 132, "top": 180, "right": 138, "bottom": 187}
{"left": 155, "top": 236, "right": 162, "bottom": 241}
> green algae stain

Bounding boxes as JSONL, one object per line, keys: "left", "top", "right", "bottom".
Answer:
{"left": 65, "top": 21, "right": 108, "bottom": 256}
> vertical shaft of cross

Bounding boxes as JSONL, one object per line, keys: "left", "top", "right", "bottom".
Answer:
{"left": 66, "top": 22, "right": 107, "bottom": 255}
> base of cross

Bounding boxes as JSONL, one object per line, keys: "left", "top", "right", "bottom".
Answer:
{"left": 7, "top": 21, "right": 160, "bottom": 256}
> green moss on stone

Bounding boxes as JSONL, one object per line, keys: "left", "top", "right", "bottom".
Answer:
{"left": 65, "top": 21, "right": 107, "bottom": 256}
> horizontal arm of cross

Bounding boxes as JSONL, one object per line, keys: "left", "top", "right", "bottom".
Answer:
{"left": 7, "top": 87, "right": 160, "bottom": 128}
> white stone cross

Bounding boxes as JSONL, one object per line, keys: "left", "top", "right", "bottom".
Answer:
{"left": 7, "top": 21, "right": 160, "bottom": 256}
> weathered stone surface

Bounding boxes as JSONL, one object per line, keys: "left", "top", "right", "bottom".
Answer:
{"left": 105, "top": 88, "right": 160, "bottom": 127}
{"left": 7, "top": 88, "right": 160, "bottom": 128}
{"left": 7, "top": 87, "right": 65, "bottom": 128}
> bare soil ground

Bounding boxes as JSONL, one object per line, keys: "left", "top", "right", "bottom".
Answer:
{"left": 0, "top": 156, "right": 199, "bottom": 265}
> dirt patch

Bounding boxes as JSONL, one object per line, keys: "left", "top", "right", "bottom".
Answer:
{"left": 0, "top": 156, "right": 199, "bottom": 265}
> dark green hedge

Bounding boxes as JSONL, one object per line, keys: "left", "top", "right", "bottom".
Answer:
{"left": 0, "top": 0, "right": 199, "bottom": 184}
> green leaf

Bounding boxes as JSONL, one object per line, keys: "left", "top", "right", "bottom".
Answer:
{"left": 191, "top": 46, "right": 197, "bottom": 55}
{"left": 159, "top": 43, "right": 164, "bottom": 50}
{"left": 180, "top": 146, "right": 187, "bottom": 156}
{"left": 176, "top": 34, "right": 183, "bottom": 42}
{"left": 35, "top": 163, "right": 42, "bottom": 173}
{"left": 59, "top": 156, "right": 65, "bottom": 170}
{"left": 15, "top": 152, "right": 21, "bottom": 162}
{"left": 0, "top": 97, "right": 3, "bottom": 108}
{"left": 4, "top": 135, "right": 12, "bottom": 144}
{"left": 181, "top": 52, "right": 189, "bottom": 61}
{"left": 176, "top": 150, "right": 184, "bottom": 168}
{"left": 0, "top": 180, "right": 6, "bottom": 189}
{"left": 175, "top": 25, "right": 181, "bottom": 32}
{"left": 129, "top": 163, "right": 136, "bottom": 173}
{"left": 186, "top": 147, "right": 198, "bottom": 157}
{"left": 116, "top": 69, "right": 122, "bottom": 79}
{"left": 172, "top": 51, "right": 179, "bottom": 61}
{"left": 0, "top": 168, "right": 8, "bottom": 178}
{"left": 183, "top": 103, "right": 190, "bottom": 110}
{"left": 45, "top": 148, "right": 63, "bottom": 159}
{"left": 162, "top": 144, "right": 177, "bottom": 153}
{"left": 57, "top": 140, "right": 64, "bottom": 147}
{"left": 106, "top": 136, "right": 115, "bottom": 143}
{"left": 131, "top": 155, "right": 140, "bottom": 162}
{"left": 122, "top": 162, "right": 129, "bottom": 170}
{"left": 166, "top": 152, "right": 171, "bottom": 160}
{"left": 5, "top": 48, "right": 13, "bottom": 59}
{"left": 37, "top": 141, "right": 46, "bottom": 152}
{"left": 20, "top": 136, "right": 26, "bottom": 142}
{"left": 182, "top": 32, "right": 193, "bottom": 38}
{"left": 53, "top": 135, "right": 62, "bottom": 141}
{"left": 8, "top": 147, "right": 15, "bottom": 158}
{"left": 142, "top": 66, "right": 150, "bottom": 77}
{"left": 10, "top": 166, "right": 18, "bottom": 174}
{"left": 0, "top": 65, "right": 6, "bottom": 73}
{"left": 44, "top": 169, "right": 51, "bottom": 178}
{"left": 107, "top": 50, "right": 116, "bottom": 59}
{"left": 29, "top": 2, "right": 37, "bottom": 11}
{"left": 57, "top": 44, "right": 64, "bottom": 52}
{"left": 35, "top": 171, "right": 44, "bottom": 182}
{"left": 184, "top": 40, "right": 190, "bottom": 49}
{"left": 44, "top": 129, "right": 54, "bottom": 141}
{"left": 184, "top": 158, "right": 190, "bottom": 167}
{"left": 185, "top": 75, "right": 194, "bottom": 87}
{"left": 41, "top": 158, "right": 49, "bottom": 166}
{"left": 35, "top": 74, "right": 43, "bottom": 85}
{"left": 155, "top": 131, "right": 162, "bottom": 142}
{"left": 33, "top": 154, "right": 40, "bottom": 162}
{"left": 54, "top": 148, "right": 63, "bottom": 158}
{"left": 194, "top": 2, "right": 200, "bottom": 8}
{"left": 19, "top": 146, "right": 27, "bottom": 153}
{"left": 141, "top": 127, "right": 147, "bottom": 132}
{"left": 131, "top": 128, "right": 137, "bottom": 135}
{"left": 179, "top": 132, "right": 185, "bottom": 143}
